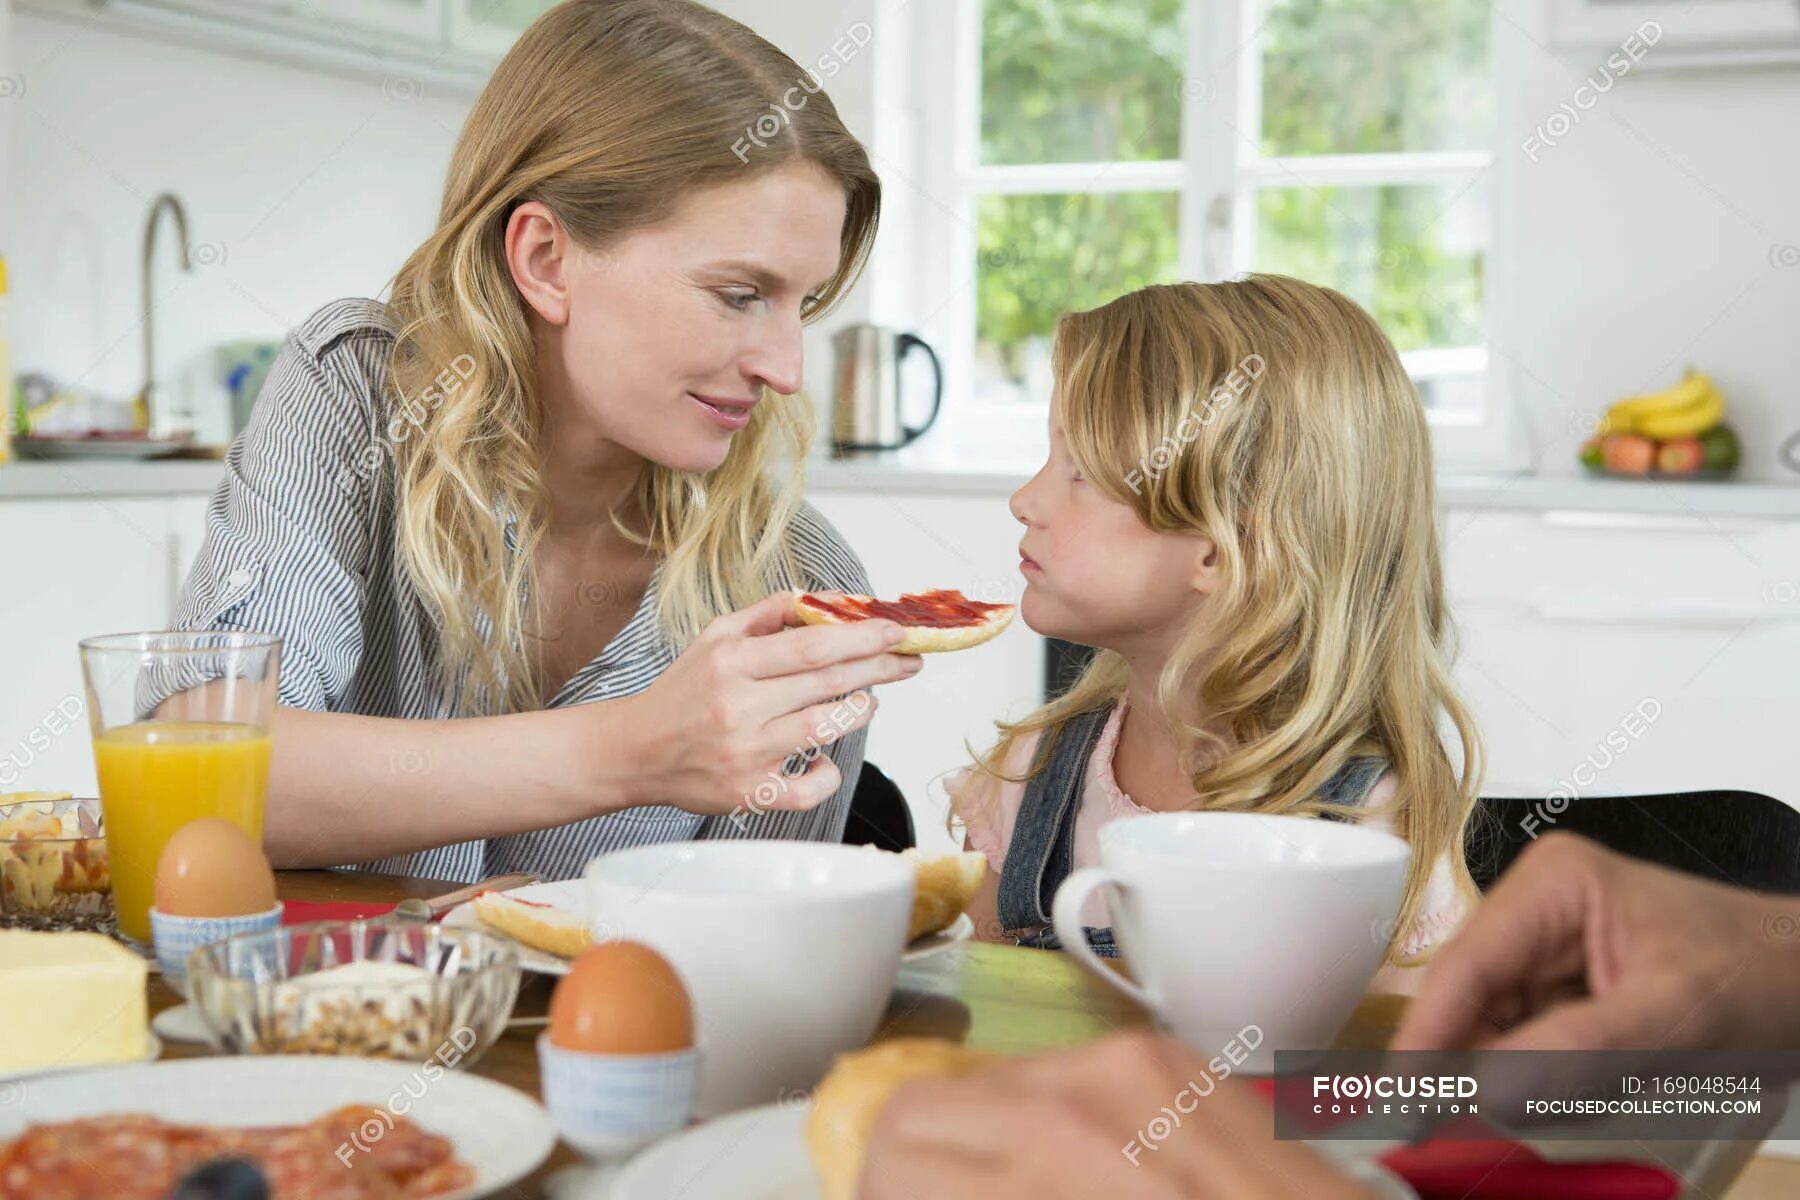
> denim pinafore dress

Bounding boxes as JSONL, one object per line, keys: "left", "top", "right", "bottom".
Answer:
{"left": 994, "top": 707, "right": 1390, "bottom": 958}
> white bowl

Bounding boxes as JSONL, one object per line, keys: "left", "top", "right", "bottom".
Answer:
{"left": 584, "top": 841, "right": 914, "bottom": 1116}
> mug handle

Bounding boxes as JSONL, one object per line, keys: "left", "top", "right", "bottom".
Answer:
{"left": 1051, "top": 867, "right": 1154, "bottom": 1010}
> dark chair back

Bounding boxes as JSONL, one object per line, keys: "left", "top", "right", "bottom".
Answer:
{"left": 843, "top": 761, "right": 916, "bottom": 853}
{"left": 1468, "top": 790, "right": 1800, "bottom": 895}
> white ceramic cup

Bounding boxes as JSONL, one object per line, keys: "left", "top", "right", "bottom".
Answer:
{"left": 584, "top": 841, "right": 914, "bottom": 1117}
{"left": 1051, "top": 812, "right": 1409, "bottom": 1073}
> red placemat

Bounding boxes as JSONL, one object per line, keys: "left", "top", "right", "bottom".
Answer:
{"left": 279, "top": 899, "right": 408, "bottom": 924}
{"left": 1249, "top": 1080, "right": 1680, "bottom": 1199}
{"left": 1379, "top": 1140, "right": 1680, "bottom": 1200}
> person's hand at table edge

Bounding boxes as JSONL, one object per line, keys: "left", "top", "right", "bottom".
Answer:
{"left": 1394, "top": 831, "right": 1800, "bottom": 1053}
{"left": 858, "top": 1031, "right": 1377, "bottom": 1199}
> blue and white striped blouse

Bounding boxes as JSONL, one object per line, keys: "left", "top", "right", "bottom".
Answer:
{"left": 171, "top": 298, "right": 872, "bottom": 884}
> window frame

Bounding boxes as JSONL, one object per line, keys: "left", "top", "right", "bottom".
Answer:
{"left": 906, "top": 0, "right": 1512, "bottom": 467}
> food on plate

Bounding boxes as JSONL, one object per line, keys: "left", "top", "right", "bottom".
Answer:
{"left": 549, "top": 942, "right": 694, "bottom": 1054}
{"left": 470, "top": 888, "right": 591, "bottom": 958}
{"left": 0, "top": 1104, "right": 473, "bottom": 1198}
{"left": 0, "top": 930, "right": 147, "bottom": 1073}
{"left": 793, "top": 589, "right": 1015, "bottom": 654}
{"left": 806, "top": 1038, "right": 1002, "bottom": 1200}
{"left": 154, "top": 818, "right": 276, "bottom": 918}
{"left": 899, "top": 849, "right": 986, "bottom": 941}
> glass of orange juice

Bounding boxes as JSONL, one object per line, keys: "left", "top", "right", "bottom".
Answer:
{"left": 78, "top": 632, "right": 280, "bottom": 944}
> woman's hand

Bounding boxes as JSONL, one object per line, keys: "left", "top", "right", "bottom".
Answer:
{"left": 611, "top": 591, "right": 923, "bottom": 817}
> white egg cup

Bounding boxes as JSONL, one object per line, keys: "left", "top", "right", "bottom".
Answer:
{"left": 536, "top": 1033, "right": 699, "bottom": 1158}
{"left": 149, "top": 902, "right": 284, "bottom": 998}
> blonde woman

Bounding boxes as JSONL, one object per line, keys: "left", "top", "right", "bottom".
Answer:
{"left": 173, "top": 0, "right": 920, "bottom": 882}
{"left": 951, "top": 277, "right": 1481, "bottom": 963}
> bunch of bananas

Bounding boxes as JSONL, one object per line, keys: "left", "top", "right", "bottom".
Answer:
{"left": 1582, "top": 368, "right": 1739, "bottom": 477}
{"left": 1599, "top": 369, "right": 1726, "bottom": 440}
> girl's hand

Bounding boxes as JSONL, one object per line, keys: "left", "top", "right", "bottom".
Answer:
{"left": 612, "top": 591, "right": 923, "bottom": 817}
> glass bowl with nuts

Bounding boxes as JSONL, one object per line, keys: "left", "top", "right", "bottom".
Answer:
{"left": 186, "top": 920, "right": 521, "bottom": 1066}
{"left": 0, "top": 795, "right": 115, "bottom": 934}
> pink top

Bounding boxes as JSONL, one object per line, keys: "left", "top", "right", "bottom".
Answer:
{"left": 948, "top": 703, "right": 1465, "bottom": 957}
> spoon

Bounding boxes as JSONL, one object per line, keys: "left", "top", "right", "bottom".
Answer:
{"left": 392, "top": 873, "right": 539, "bottom": 922}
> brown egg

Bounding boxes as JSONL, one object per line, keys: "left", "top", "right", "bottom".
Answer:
{"left": 549, "top": 941, "right": 694, "bottom": 1054}
{"left": 153, "top": 818, "right": 276, "bottom": 917}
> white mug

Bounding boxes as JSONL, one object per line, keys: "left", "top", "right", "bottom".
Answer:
{"left": 1051, "top": 812, "right": 1409, "bottom": 1073}
{"left": 585, "top": 841, "right": 914, "bottom": 1117}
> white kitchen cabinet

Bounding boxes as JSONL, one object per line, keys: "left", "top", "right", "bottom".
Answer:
{"left": 804, "top": 491, "right": 1043, "bottom": 854}
{"left": 0, "top": 498, "right": 179, "bottom": 796}
{"left": 1442, "top": 508, "right": 1800, "bottom": 807}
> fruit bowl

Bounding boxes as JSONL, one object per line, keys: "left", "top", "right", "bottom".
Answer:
{"left": 0, "top": 796, "right": 115, "bottom": 934}
{"left": 1580, "top": 368, "right": 1740, "bottom": 480}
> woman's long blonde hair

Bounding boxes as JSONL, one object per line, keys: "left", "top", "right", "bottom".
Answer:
{"left": 976, "top": 276, "right": 1482, "bottom": 960}
{"left": 383, "top": 0, "right": 879, "bottom": 714}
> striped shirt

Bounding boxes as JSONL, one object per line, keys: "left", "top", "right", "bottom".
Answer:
{"left": 172, "top": 298, "right": 872, "bottom": 884}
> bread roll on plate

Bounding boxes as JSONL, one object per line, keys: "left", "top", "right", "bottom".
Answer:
{"left": 807, "top": 1038, "right": 1002, "bottom": 1200}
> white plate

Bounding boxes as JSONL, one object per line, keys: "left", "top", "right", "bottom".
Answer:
{"left": 611, "top": 1102, "right": 818, "bottom": 1199}
{"left": 0, "top": 1032, "right": 162, "bottom": 1083}
{"left": 441, "top": 879, "right": 586, "bottom": 975}
{"left": 443, "top": 885, "right": 976, "bottom": 976}
{"left": 0, "top": 1055, "right": 556, "bottom": 1199}
{"left": 902, "top": 912, "right": 973, "bottom": 961}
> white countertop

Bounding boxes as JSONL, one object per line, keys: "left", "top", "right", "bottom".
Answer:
{"left": 806, "top": 448, "right": 1800, "bottom": 519}
{"left": 0, "top": 459, "right": 230, "bottom": 499}
{"left": 4, "top": 454, "right": 1800, "bottom": 520}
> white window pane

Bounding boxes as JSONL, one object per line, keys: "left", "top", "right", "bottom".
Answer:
{"left": 1261, "top": 0, "right": 1492, "bottom": 156}
{"left": 981, "top": 0, "right": 1185, "bottom": 165}
{"left": 976, "top": 191, "right": 1181, "bottom": 402}
{"left": 1254, "top": 182, "right": 1486, "bottom": 354}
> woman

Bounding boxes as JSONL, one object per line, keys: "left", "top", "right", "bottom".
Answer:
{"left": 173, "top": 0, "right": 920, "bottom": 882}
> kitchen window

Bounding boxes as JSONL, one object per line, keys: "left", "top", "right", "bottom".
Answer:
{"left": 909, "top": 0, "right": 1497, "bottom": 448}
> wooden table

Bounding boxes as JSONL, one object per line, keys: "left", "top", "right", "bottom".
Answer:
{"left": 142, "top": 871, "right": 1800, "bottom": 1198}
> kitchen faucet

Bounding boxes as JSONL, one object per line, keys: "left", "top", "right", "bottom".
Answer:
{"left": 136, "top": 192, "right": 192, "bottom": 433}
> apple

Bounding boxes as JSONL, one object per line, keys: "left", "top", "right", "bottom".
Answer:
{"left": 1602, "top": 434, "right": 1655, "bottom": 475}
{"left": 1656, "top": 437, "right": 1704, "bottom": 475}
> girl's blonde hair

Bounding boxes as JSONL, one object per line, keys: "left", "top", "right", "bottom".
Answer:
{"left": 383, "top": 0, "right": 879, "bottom": 714}
{"left": 977, "top": 275, "right": 1482, "bottom": 960}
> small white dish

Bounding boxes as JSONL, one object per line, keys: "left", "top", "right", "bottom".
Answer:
{"left": 0, "top": 1032, "right": 162, "bottom": 1083}
{"left": 151, "top": 1002, "right": 215, "bottom": 1046}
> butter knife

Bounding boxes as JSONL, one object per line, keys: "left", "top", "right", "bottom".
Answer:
{"left": 392, "top": 872, "right": 539, "bottom": 921}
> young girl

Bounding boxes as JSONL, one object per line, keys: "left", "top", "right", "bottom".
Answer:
{"left": 952, "top": 275, "right": 1481, "bottom": 964}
